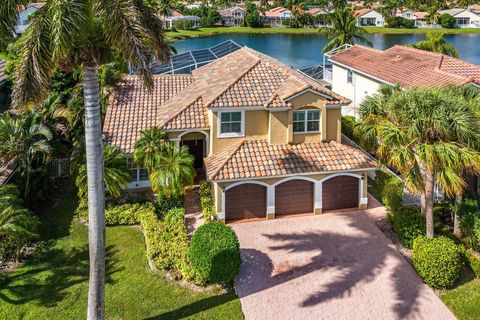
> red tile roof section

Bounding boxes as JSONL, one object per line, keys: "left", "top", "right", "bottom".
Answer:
{"left": 204, "top": 140, "right": 377, "bottom": 181}
{"left": 330, "top": 45, "right": 480, "bottom": 87}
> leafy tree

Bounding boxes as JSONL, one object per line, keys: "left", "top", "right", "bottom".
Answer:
{"left": 246, "top": 11, "right": 262, "bottom": 27}
{"left": 4, "top": 1, "right": 171, "bottom": 318}
{"left": 411, "top": 32, "right": 458, "bottom": 57}
{"left": 133, "top": 127, "right": 169, "bottom": 172}
{"left": 76, "top": 145, "right": 130, "bottom": 199}
{"left": 320, "top": 8, "right": 372, "bottom": 53}
{"left": 332, "top": 0, "right": 348, "bottom": 8}
{"left": 438, "top": 13, "right": 456, "bottom": 28}
{"left": 356, "top": 86, "right": 480, "bottom": 238}
{"left": 202, "top": 8, "right": 222, "bottom": 26}
{"left": 456, "top": 0, "right": 473, "bottom": 7}
{"left": 0, "top": 184, "right": 39, "bottom": 261}
{"left": 149, "top": 143, "right": 195, "bottom": 199}
{"left": 0, "top": 111, "right": 52, "bottom": 200}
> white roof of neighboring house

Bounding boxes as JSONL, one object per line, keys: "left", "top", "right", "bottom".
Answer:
{"left": 439, "top": 8, "right": 479, "bottom": 17}
{"left": 354, "top": 8, "right": 383, "bottom": 18}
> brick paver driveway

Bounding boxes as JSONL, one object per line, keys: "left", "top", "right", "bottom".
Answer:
{"left": 231, "top": 211, "right": 455, "bottom": 320}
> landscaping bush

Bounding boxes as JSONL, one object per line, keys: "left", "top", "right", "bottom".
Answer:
{"left": 140, "top": 207, "right": 189, "bottom": 277}
{"left": 188, "top": 222, "right": 241, "bottom": 284}
{"left": 465, "top": 248, "right": 480, "bottom": 278}
{"left": 457, "top": 197, "right": 480, "bottom": 250}
{"left": 246, "top": 12, "right": 262, "bottom": 27}
{"left": 77, "top": 200, "right": 157, "bottom": 225}
{"left": 341, "top": 116, "right": 356, "bottom": 140}
{"left": 391, "top": 206, "right": 425, "bottom": 249}
{"left": 412, "top": 236, "right": 462, "bottom": 289}
{"left": 438, "top": 14, "right": 455, "bottom": 29}
{"left": 371, "top": 169, "right": 403, "bottom": 213}
{"left": 172, "top": 19, "right": 195, "bottom": 30}
{"left": 199, "top": 180, "right": 216, "bottom": 222}
{"left": 157, "top": 194, "right": 184, "bottom": 215}
{"left": 386, "top": 16, "right": 415, "bottom": 28}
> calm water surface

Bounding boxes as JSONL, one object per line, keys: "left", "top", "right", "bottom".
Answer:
{"left": 172, "top": 33, "right": 480, "bottom": 69}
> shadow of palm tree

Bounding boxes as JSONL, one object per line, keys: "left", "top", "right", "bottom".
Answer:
{"left": 234, "top": 212, "right": 425, "bottom": 319}
{"left": 0, "top": 243, "right": 123, "bottom": 307}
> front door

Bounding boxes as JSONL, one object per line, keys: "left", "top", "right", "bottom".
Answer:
{"left": 181, "top": 139, "right": 204, "bottom": 169}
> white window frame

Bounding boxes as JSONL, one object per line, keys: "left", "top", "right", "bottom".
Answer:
{"left": 127, "top": 158, "right": 149, "bottom": 183}
{"left": 293, "top": 109, "right": 321, "bottom": 134}
{"left": 217, "top": 110, "right": 245, "bottom": 138}
{"left": 347, "top": 69, "right": 354, "bottom": 84}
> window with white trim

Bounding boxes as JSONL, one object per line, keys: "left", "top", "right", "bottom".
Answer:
{"left": 347, "top": 69, "right": 354, "bottom": 84}
{"left": 127, "top": 158, "right": 149, "bottom": 182}
{"left": 218, "top": 111, "right": 244, "bottom": 137}
{"left": 293, "top": 109, "right": 320, "bottom": 133}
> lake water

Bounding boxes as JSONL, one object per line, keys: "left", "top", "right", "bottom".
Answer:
{"left": 172, "top": 33, "right": 480, "bottom": 69}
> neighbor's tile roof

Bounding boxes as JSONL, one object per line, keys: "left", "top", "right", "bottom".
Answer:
{"left": 105, "top": 47, "right": 348, "bottom": 153}
{"left": 330, "top": 45, "right": 480, "bottom": 87}
{"left": 204, "top": 140, "right": 377, "bottom": 181}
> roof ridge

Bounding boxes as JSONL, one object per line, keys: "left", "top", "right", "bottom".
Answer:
{"left": 209, "top": 140, "right": 247, "bottom": 180}
{"left": 161, "top": 96, "right": 203, "bottom": 129}
{"left": 207, "top": 59, "right": 261, "bottom": 108}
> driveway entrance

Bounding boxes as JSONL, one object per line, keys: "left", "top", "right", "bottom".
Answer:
{"left": 232, "top": 211, "right": 455, "bottom": 320}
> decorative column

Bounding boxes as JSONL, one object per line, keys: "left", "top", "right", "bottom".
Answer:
{"left": 266, "top": 185, "right": 275, "bottom": 219}
{"left": 314, "top": 180, "right": 322, "bottom": 214}
{"left": 359, "top": 174, "right": 368, "bottom": 210}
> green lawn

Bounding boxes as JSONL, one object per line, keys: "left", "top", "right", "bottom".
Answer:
{"left": 166, "top": 26, "right": 480, "bottom": 40}
{"left": 442, "top": 279, "right": 480, "bottom": 320}
{"left": 0, "top": 181, "right": 243, "bottom": 320}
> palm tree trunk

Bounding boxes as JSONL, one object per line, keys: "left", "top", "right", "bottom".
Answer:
{"left": 453, "top": 194, "right": 462, "bottom": 238}
{"left": 424, "top": 169, "right": 435, "bottom": 238}
{"left": 83, "top": 63, "right": 106, "bottom": 320}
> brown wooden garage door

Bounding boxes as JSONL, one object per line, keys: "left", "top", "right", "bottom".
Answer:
{"left": 275, "top": 180, "right": 314, "bottom": 215}
{"left": 225, "top": 184, "right": 267, "bottom": 221}
{"left": 322, "top": 176, "right": 359, "bottom": 211}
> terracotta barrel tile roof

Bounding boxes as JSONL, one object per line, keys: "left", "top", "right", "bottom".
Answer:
{"left": 104, "top": 47, "right": 349, "bottom": 153}
{"left": 330, "top": 45, "right": 480, "bottom": 87}
{"left": 204, "top": 140, "right": 377, "bottom": 181}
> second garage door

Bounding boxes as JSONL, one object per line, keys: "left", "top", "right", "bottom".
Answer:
{"left": 225, "top": 184, "right": 267, "bottom": 221}
{"left": 322, "top": 176, "right": 359, "bottom": 211}
{"left": 275, "top": 179, "right": 314, "bottom": 215}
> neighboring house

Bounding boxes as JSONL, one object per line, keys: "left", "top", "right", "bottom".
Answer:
{"left": 260, "top": 7, "right": 292, "bottom": 27}
{"left": 307, "top": 8, "right": 331, "bottom": 26}
{"left": 354, "top": 8, "right": 385, "bottom": 26}
{"left": 413, "top": 11, "right": 429, "bottom": 27}
{"left": 161, "top": 9, "right": 201, "bottom": 29}
{"left": 104, "top": 47, "right": 377, "bottom": 222}
{"left": 469, "top": 4, "right": 480, "bottom": 15}
{"left": 219, "top": 5, "right": 245, "bottom": 26}
{"left": 15, "top": 2, "right": 45, "bottom": 35}
{"left": 324, "top": 44, "right": 480, "bottom": 117}
{"left": 439, "top": 8, "right": 480, "bottom": 28}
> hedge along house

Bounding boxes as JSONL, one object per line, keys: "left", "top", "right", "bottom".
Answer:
{"left": 104, "top": 47, "right": 377, "bottom": 223}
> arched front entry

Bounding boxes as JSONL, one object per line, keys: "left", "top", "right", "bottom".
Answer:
{"left": 225, "top": 183, "right": 267, "bottom": 221}
{"left": 322, "top": 175, "right": 359, "bottom": 211}
{"left": 275, "top": 179, "right": 314, "bottom": 216}
{"left": 178, "top": 131, "right": 208, "bottom": 169}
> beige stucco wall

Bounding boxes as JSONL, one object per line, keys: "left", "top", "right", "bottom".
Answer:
{"left": 268, "top": 111, "right": 289, "bottom": 145}
{"left": 326, "top": 108, "right": 342, "bottom": 142}
{"left": 211, "top": 109, "right": 269, "bottom": 153}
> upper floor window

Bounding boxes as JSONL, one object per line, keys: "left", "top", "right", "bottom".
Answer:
{"left": 293, "top": 109, "right": 320, "bottom": 133}
{"left": 218, "top": 111, "right": 244, "bottom": 137}
{"left": 347, "top": 69, "right": 354, "bottom": 84}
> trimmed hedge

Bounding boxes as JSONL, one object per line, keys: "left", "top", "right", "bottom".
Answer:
{"left": 465, "top": 249, "right": 480, "bottom": 278}
{"left": 412, "top": 236, "right": 462, "bottom": 289}
{"left": 391, "top": 206, "right": 425, "bottom": 249}
{"left": 188, "top": 222, "right": 241, "bottom": 284}
{"left": 77, "top": 200, "right": 157, "bottom": 226}
{"left": 199, "top": 181, "right": 216, "bottom": 222}
{"left": 158, "top": 195, "right": 184, "bottom": 215}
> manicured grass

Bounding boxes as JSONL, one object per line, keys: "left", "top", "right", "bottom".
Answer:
{"left": 166, "top": 26, "right": 480, "bottom": 40}
{"left": 0, "top": 181, "right": 243, "bottom": 319}
{"left": 442, "top": 279, "right": 480, "bottom": 320}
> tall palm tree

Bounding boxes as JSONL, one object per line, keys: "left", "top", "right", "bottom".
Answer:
{"left": 320, "top": 8, "right": 372, "bottom": 53}
{"left": 133, "top": 127, "right": 169, "bottom": 172}
{"left": 411, "top": 32, "right": 458, "bottom": 58}
{"left": 356, "top": 86, "right": 480, "bottom": 238}
{"left": 4, "top": 1, "right": 171, "bottom": 318}
{"left": 149, "top": 143, "right": 195, "bottom": 199}
{"left": 76, "top": 145, "right": 131, "bottom": 199}
{"left": 0, "top": 111, "right": 52, "bottom": 200}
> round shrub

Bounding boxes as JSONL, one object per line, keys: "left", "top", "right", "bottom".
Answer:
{"left": 412, "top": 236, "right": 462, "bottom": 289}
{"left": 188, "top": 222, "right": 241, "bottom": 284}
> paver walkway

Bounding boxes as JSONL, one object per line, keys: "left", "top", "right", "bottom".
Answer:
{"left": 184, "top": 186, "right": 204, "bottom": 237}
{"left": 232, "top": 210, "right": 456, "bottom": 320}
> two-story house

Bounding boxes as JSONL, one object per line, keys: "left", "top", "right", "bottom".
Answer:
{"left": 219, "top": 5, "right": 246, "bottom": 26}
{"left": 104, "top": 47, "right": 377, "bottom": 223}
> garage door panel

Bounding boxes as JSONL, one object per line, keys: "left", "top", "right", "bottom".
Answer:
{"left": 226, "top": 184, "right": 266, "bottom": 221}
{"left": 322, "top": 176, "right": 359, "bottom": 211}
{"left": 275, "top": 180, "right": 314, "bottom": 215}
